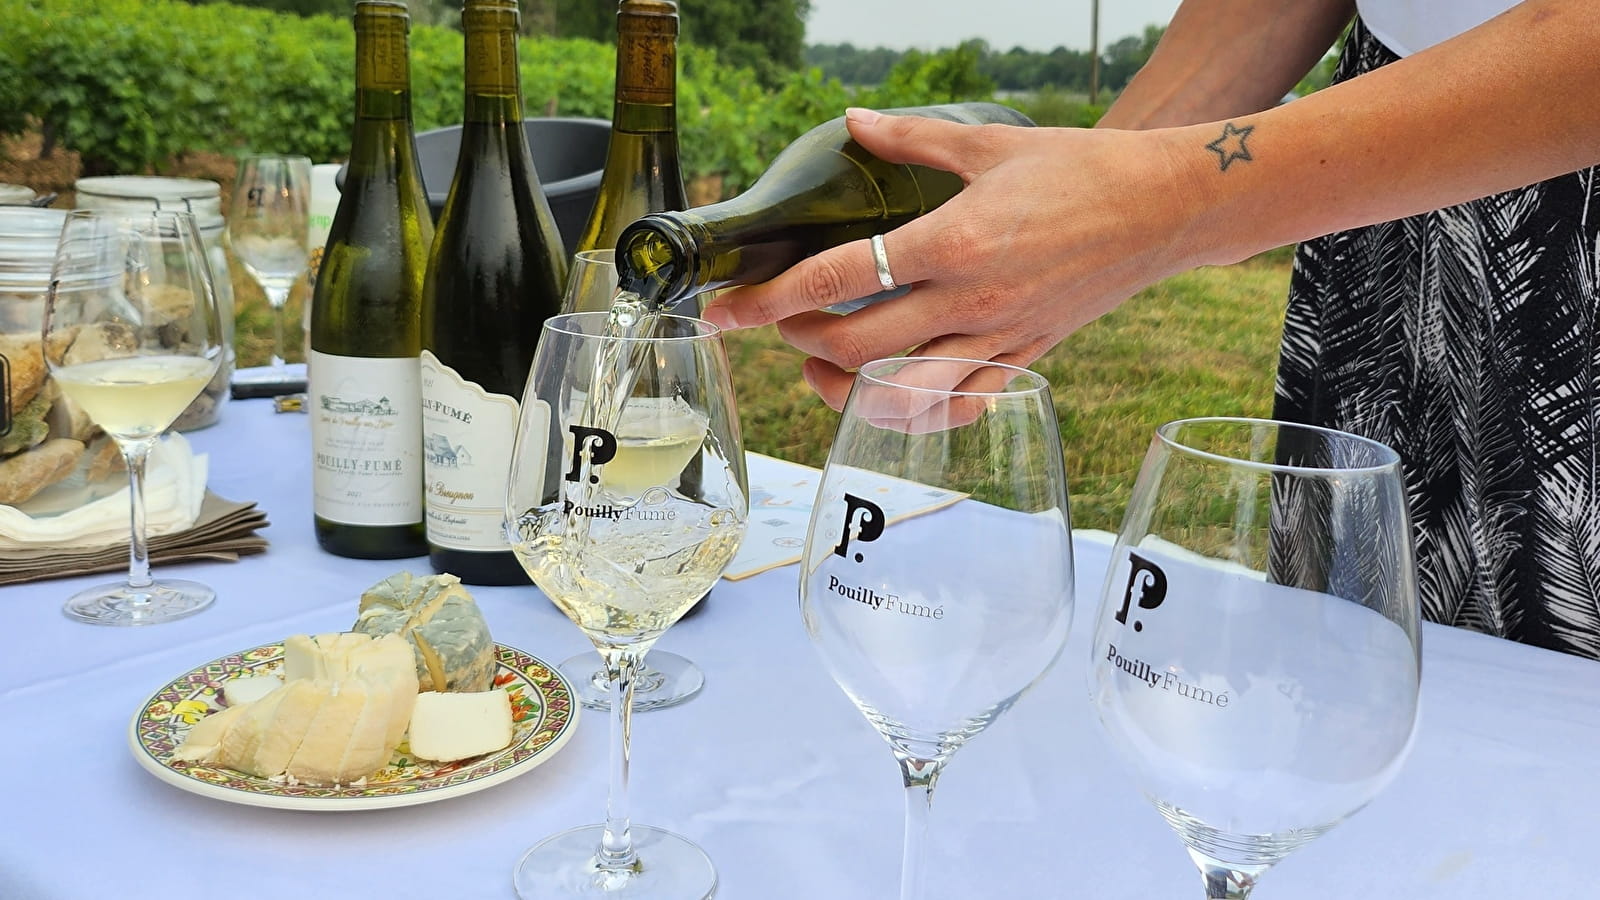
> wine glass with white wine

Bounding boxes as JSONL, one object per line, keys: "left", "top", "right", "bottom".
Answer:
{"left": 552, "top": 249, "right": 715, "bottom": 712}
{"left": 799, "top": 357, "right": 1076, "bottom": 900}
{"left": 227, "top": 153, "right": 311, "bottom": 386}
{"left": 505, "top": 310, "right": 747, "bottom": 898}
{"left": 1087, "top": 417, "right": 1422, "bottom": 899}
{"left": 44, "top": 209, "right": 225, "bottom": 625}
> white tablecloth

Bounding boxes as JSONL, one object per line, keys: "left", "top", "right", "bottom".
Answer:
{"left": 1, "top": 399, "right": 1596, "bottom": 899}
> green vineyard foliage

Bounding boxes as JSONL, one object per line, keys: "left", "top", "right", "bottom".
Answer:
{"left": 0, "top": 0, "right": 996, "bottom": 194}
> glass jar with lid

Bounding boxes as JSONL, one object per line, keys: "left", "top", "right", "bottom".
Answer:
{"left": 73, "top": 176, "right": 235, "bottom": 430}
{"left": 0, "top": 207, "right": 127, "bottom": 512}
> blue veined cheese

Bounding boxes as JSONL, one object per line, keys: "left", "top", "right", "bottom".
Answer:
{"left": 351, "top": 572, "right": 497, "bottom": 693}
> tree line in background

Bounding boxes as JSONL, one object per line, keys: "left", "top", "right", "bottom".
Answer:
{"left": 187, "top": 0, "right": 813, "bottom": 85}
{"left": 190, "top": 1, "right": 1338, "bottom": 98}
{"left": 808, "top": 28, "right": 1165, "bottom": 94}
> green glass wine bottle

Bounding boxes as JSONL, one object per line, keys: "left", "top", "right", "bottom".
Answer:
{"left": 614, "top": 102, "right": 1034, "bottom": 309}
{"left": 568, "top": 0, "right": 688, "bottom": 304}
{"left": 309, "top": 0, "right": 434, "bottom": 560}
{"left": 419, "top": 0, "right": 568, "bottom": 585}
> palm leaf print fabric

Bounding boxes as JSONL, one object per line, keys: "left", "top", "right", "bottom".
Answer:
{"left": 1273, "top": 18, "right": 1600, "bottom": 660}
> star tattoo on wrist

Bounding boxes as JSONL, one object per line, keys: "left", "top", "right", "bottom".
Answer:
{"left": 1206, "top": 122, "right": 1255, "bottom": 172}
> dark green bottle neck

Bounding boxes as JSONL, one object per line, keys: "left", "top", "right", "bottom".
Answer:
{"left": 616, "top": 190, "right": 774, "bottom": 306}
{"left": 462, "top": 3, "right": 524, "bottom": 125}
{"left": 615, "top": 103, "right": 1038, "bottom": 308}
{"left": 350, "top": 14, "right": 418, "bottom": 177}
{"left": 611, "top": 1, "right": 678, "bottom": 135}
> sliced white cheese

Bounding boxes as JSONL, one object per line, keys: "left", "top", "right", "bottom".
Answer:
{"left": 222, "top": 674, "right": 284, "bottom": 707}
{"left": 407, "top": 689, "right": 514, "bottom": 763}
{"left": 357, "top": 634, "right": 421, "bottom": 750}
{"left": 216, "top": 680, "right": 294, "bottom": 774}
{"left": 172, "top": 702, "right": 250, "bottom": 762}
{"left": 174, "top": 633, "right": 423, "bottom": 786}
{"left": 246, "top": 679, "right": 328, "bottom": 777}
{"left": 286, "top": 681, "right": 371, "bottom": 785}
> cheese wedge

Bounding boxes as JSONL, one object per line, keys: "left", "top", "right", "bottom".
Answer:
{"left": 407, "top": 689, "right": 514, "bottom": 762}
{"left": 213, "top": 678, "right": 295, "bottom": 774}
{"left": 222, "top": 674, "right": 283, "bottom": 707}
{"left": 171, "top": 702, "right": 249, "bottom": 762}
{"left": 239, "top": 678, "right": 328, "bottom": 778}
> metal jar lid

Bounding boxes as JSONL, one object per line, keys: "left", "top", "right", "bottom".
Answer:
{"left": 72, "top": 176, "right": 225, "bottom": 233}
{"left": 0, "top": 183, "right": 36, "bottom": 206}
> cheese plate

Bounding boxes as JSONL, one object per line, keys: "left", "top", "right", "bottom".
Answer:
{"left": 129, "top": 641, "right": 578, "bottom": 811}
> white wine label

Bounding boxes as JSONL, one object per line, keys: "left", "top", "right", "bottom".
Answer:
{"left": 310, "top": 350, "right": 423, "bottom": 526}
{"left": 420, "top": 350, "right": 547, "bottom": 552}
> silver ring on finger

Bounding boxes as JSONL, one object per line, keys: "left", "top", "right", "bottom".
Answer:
{"left": 871, "top": 233, "right": 898, "bottom": 291}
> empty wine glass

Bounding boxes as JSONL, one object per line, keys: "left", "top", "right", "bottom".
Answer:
{"left": 44, "top": 210, "right": 224, "bottom": 625}
{"left": 1087, "top": 417, "right": 1422, "bottom": 898}
{"left": 799, "top": 357, "right": 1075, "bottom": 900}
{"left": 505, "top": 311, "right": 747, "bottom": 898}
{"left": 227, "top": 153, "right": 311, "bottom": 381}
{"left": 555, "top": 248, "right": 711, "bottom": 712}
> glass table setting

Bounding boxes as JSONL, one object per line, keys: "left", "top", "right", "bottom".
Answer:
{"left": 0, "top": 381, "right": 1596, "bottom": 898}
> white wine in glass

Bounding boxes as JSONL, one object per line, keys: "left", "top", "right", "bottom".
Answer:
{"left": 228, "top": 153, "right": 311, "bottom": 379}
{"left": 505, "top": 311, "right": 747, "bottom": 899}
{"left": 800, "top": 357, "right": 1075, "bottom": 900}
{"left": 553, "top": 249, "right": 713, "bottom": 713}
{"left": 44, "top": 209, "right": 225, "bottom": 625}
{"left": 1087, "top": 417, "right": 1422, "bottom": 899}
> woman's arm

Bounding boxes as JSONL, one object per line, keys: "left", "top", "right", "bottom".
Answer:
{"left": 1188, "top": 0, "right": 1600, "bottom": 261}
{"left": 700, "top": 0, "right": 1600, "bottom": 408}
{"left": 1100, "top": 0, "right": 1355, "bottom": 129}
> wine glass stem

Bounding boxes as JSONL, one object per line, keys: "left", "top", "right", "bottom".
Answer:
{"left": 598, "top": 649, "right": 641, "bottom": 870}
{"left": 897, "top": 756, "right": 942, "bottom": 900}
{"left": 119, "top": 437, "right": 157, "bottom": 592}
{"left": 1200, "top": 865, "right": 1259, "bottom": 899}
{"left": 265, "top": 283, "right": 291, "bottom": 370}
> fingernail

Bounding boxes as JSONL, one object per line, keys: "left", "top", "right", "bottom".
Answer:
{"left": 845, "top": 107, "right": 882, "bottom": 126}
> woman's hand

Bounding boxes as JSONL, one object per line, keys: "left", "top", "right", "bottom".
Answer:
{"left": 700, "top": 108, "right": 1215, "bottom": 409}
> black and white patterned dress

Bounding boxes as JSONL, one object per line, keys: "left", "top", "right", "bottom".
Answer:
{"left": 1273, "top": 18, "right": 1600, "bottom": 660}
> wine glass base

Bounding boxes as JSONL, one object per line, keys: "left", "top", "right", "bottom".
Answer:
{"left": 513, "top": 824, "right": 717, "bottom": 899}
{"left": 560, "top": 651, "right": 704, "bottom": 713}
{"left": 62, "top": 578, "right": 215, "bottom": 626}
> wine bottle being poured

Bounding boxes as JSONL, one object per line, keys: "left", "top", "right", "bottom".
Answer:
{"left": 612, "top": 101, "right": 1034, "bottom": 312}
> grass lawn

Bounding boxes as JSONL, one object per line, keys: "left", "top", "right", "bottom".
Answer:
{"left": 238, "top": 248, "right": 1291, "bottom": 534}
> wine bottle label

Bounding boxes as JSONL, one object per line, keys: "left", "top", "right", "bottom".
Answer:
{"left": 310, "top": 350, "right": 423, "bottom": 526}
{"left": 463, "top": 26, "right": 517, "bottom": 95}
{"left": 419, "top": 350, "right": 548, "bottom": 552}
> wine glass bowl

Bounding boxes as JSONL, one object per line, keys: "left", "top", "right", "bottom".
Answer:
{"left": 504, "top": 310, "right": 747, "bottom": 898}
{"left": 1087, "top": 417, "right": 1422, "bottom": 898}
{"left": 43, "top": 209, "right": 224, "bottom": 625}
{"left": 550, "top": 248, "right": 713, "bottom": 712}
{"left": 227, "top": 154, "right": 311, "bottom": 377}
{"left": 799, "top": 357, "right": 1075, "bottom": 900}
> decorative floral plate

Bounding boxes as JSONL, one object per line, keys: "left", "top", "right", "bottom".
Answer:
{"left": 128, "top": 642, "right": 578, "bottom": 811}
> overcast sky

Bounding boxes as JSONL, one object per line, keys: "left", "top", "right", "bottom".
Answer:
{"left": 805, "top": 0, "right": 1186, "bottom": 53}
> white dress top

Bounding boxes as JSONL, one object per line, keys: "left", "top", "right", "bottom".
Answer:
{"left": 1355, "top": 0, "right": 1522, "bottom": 56}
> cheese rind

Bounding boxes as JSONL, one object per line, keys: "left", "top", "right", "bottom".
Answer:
{"left": 407, "top": 689, "right": 514, "bottom": 763}
{"left": 352, "top": 572, "right": 497, "bottom": 692}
